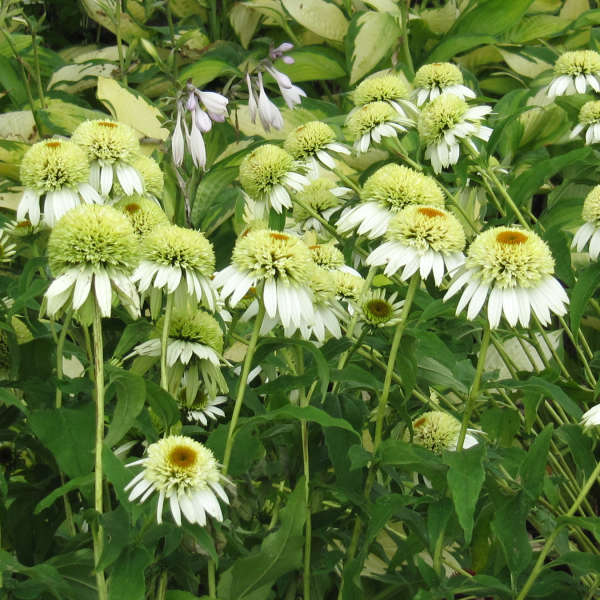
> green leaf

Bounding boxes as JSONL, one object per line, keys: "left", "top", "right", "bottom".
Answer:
{"left": 108, "top": 547, "right": 152, "bottom": 600}
{"left": 508, "top": 148, "right": 593, "bottom": 208}
{"left": 105, "top": 369, "right": 146, "bottom": 447}
{"left": 428, "top": 34, "right": 497, "bottom": 62}
{"left": 219, "top": 478, "right": 306, "bottom": 599}
{"left": 519, "top": 424, "right": 553, "bottom": 504}
{"left": 548, "top": 551, "right": 600, "bottom": 576}
{"left": 348, "top": 12, "right": 400, "bottom": 84}
{"left": 112, "top": 321, "right": 153, "bottom": 359}
{"left": 257, "top": 338, "right": 330, "bottom": 401}
{"left": 331, "top": 364, "right": 382, "bottom": 391}
{"left": 444, "top": 444, "right": 486, "bottom": 544}
{"left": 378, "top": 439, "right": 447, "bottom": 484}
{"left": 273, "top": 46, "right": 346, "bottom": 82}
{"left": 35, "top": 473, "right": 94, "bottom": 515}
{"left": 0, "top": 56, "right": 28, "bottom": 107}
{"left": 0, "top": 386, "right": 28, "bottom": 414}
{"left": 30, "top": 405, "right": 95, "bottom": 478}
{"left": 145, "top": 380, "right": 180, "bottom": 431}
{"left": 247, "top": 405, "right": 360, "bottom": 438}
{"left": 570, "top": 263, "right": 600, "bottom": 335}
{"left": 451, "top": 0, "right": 534, "bottom": 36}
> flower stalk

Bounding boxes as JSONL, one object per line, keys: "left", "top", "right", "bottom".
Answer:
{"left": 160, "top": 293, "right": 174, "bottom": 392}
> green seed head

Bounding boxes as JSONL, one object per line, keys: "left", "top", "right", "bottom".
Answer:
{"left": 386, "top": 205, "right": 465, "bottom": 253}
{"left": 411, "top": 411, "right": 461, "bottom": 454}
{"left": 582, "top": 186, "right": 600, "bottom": 224}
{"left": 554, "top": 50, "right": 600, "bottom": 75}
{"left": 232, "top": 229, "right": 313, "bottom": 284}
{"left": 346, "top": 101, "right": 397, "bottom": 137}
{"left": 418, "top": 95, "right": 468, "bottom": 144}
{"left": 309, "top": 266, "right": 336, "bottom": 304}
{"left": 414, "top": 62, "right": 463, "bottom": 89}
{"left": 361, "top": 164, "right": 445, "bottom": 211}
{"left": 114, "top": 195, "right": 169, "bottom": 236}
{"left": 239, "top": 145, "right": 295, "bottom": 198}
{"left": 579, "top": 100, "right": 600, "bottom": 125}
{"left": 71, "top": 119, "right": 140, "bottom": 164}
{"left": 466, "top": 227, "right": 555, "bottom": 289}
{"left": 293, "top": 178, "right": 342, "bottom": 221}
{"left": 354, "top": 74, "right": 409, "bottom": 106}
{"left": 20, "top": 139, "right": 90, "bottom": 192}
{"left": 141, "top": 224, "right": 215, "bottom": 277}
{"left": 308, "top": 242, "right": 345, "bottom": 270}
{"left": 48, "top": 204, "right": 138, "bottom": 275}
{"left": 284, "top": 122, "right": 336, "bottom": 159}
{"left": 157, "top": 308, "right": 223, "bottom": 354}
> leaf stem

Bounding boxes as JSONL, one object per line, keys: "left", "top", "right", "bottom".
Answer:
{"left": 222, "top": 286, "right": 266, "bottom": 474}
{"left": 516, "top": 460, "right": 600, "bottom": 600}
{"left": 160, "top": 293, "right": 174, "bottom": 392}
{"left": 115, "top": 0, "right": 127, "bottom": 85}
{"left": 91, "top": 303, "right": 108, "bottom": 600}
{"left": 457, "top": 322, "right": 490, "bottom": 451}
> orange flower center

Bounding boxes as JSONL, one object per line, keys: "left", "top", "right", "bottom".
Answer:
{"left": 46, "top": 141, "right": 61, "bottom": 148}
{"left": 496, "top": 230, "right": 528, "bottom": 245}
{"left": 418, "top": 207, "right": 445, "bottom": 218}
{"left": 124, "top": 203, "right": 141, "bottom": 214}
{"left": 269, "top": 232, "right": 289, "bottom": 241}
{"left": 168, "top": 445, "right": 197, "bottom": 468}
{"left": 413, "top": 417, "right": 427, "bottom": 428}
{"left": 99, "top": 121, "right": 118, "bottom": 128}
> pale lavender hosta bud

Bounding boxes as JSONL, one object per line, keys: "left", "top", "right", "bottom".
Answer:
{"left": 247, "top": 74, "right": 258, "bottom": 124}
{"left": 196, "top": 90, "right": 229, "bottom": 120}
{"left": 172, "top": 110, "right": 185, "bottom": 167}
{"left": 194, "top": 107, "right": 212, "bottom": 133}
{"left": 270, "top": 42, "right": 294, "bottom": 63}
{"left": 265, "top": 65, "right": 306, "bottom": 110}
{"left": 186, "top": 93, "right": 198, "bottom": 112}
{"left": 257, "top": 72, "right": 283, "bottom": 131}
{"left": 187, "top": 119, "right": 206, "bottom": 170}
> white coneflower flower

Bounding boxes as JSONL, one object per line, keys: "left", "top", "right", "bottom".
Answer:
{"left": 444, "top": 227, "right": 569, "bottom": 328}
{"left": 367, "top": 205, "right": 466, "bottom": 285}
{"left": 572, "top": 186, "right": 600, "bottom": 258}
{"left": 413, "top": 63, "right": 476, "bottom": 106}
{"left": 300, "top": 266, "right": 343, "bottom": 342}
{"left": 581, "top": 403, "right": 600, "bottom": 429}
{"left": 17, "top": 139, "right": 101, "bottom": 227}
{"left": 187, "top": 395, "right": 227, "bottom": 426}
{"left": 353, "top": 73, "right": 417, "bottom": 120}
{"left": 133, "top": 224, "right": 216, "bottom": 311}
{"left": 112, "top": 154, "right": 164, "bottom": 200}
{"left": 418, "top": 95, "right": 492, "bottom": 174}
{"left": 360, "top": 288, "right": 404, "bottom": 328}
{"left": 337, "top": 164, "right": 445, "bottom": 240}
{"left": 284, "top": 121, "right": 350, "bottom": 174}
{"left": 114, "top": 195, "right": 169, "bottom": 237}
{"left": 548, "top": 50, "right": 600, "bottom": 98}
{"left": 214, "top": 229, "right": 314, "bottom": 329}
{"left": 292, "top": 178, "right": 351, "bottom": 233}
{"left": 134, "top": 308, "right": 226, "bottom": 402}
{"left": 72, "top": 119, "right": 143, "bottom": 197}
{"left": 346, "top": 101, "right": 413, "bottom": 153}
{"left": 333, "top": 270, "right": 364, "bottom": 311}
{"left": 570, "top": 101, "right": 600, "bottom": 144}
{"left": 125, "top": 435, "right": 229, "bottom": 526}
{"left": 238, "top": 144, "right": 309, "bottom": 215}
{"left": 45, "top": 205, "right": 139, "bottom": 319}
{"left": 410, "top": 411, "right": 478, "bottom": 454}
{"left": 0, "top": 231, "right": 16, "bottom": 264}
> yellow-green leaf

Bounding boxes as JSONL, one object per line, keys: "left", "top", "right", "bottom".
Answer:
{"left": 230, "top": 3, "right": 261, "bottom": 48}
{"left": 350, "top": 12, "right": 400, "bottom": 84}
{"left": 97, "top": 76, "right": 169, "bottom": 140}
{"left": 281, "top": 0, "right": 348, "bottom": 41}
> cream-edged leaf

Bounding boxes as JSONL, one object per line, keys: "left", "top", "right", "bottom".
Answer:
{"left": 281, "top": 0, "right": 348, "bottom": 41}
{"left": 97, "top": 76, "right": 169, "bottom": 140}
{"left": 350, "top": 12, "right": 400, "bottom": 84}
{"left": 230, "top": 3, "right": 261, "bottom": 48}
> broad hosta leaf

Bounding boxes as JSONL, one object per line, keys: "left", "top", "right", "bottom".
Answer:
{"left": 273, "top": 46, "right": 346, "bottom": 82}
{"left": 281, "top": 0, "right": 349, "bottom": 41}
{"left": 348, "top": 12, "right": 400, "bottom": 84}
{"left": 230, "top": 3, "right": 261, "bottom": 48}
{"left": 451, "top": 0, "right": 534, "bottom": 36}
{"left": 97, "top": 76, "right": 169, "bottom": 140}
{"left": 444, "top": 444, "right": 486, "bottom": 544}
{"left": 427, "top": 34, "right": 497, "bottom": 62}
{"left": 80, "top": 0, "right": 146, "bottom": 40}
{"left": 218, "top": 479, "right": 306, "bottom": 599}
